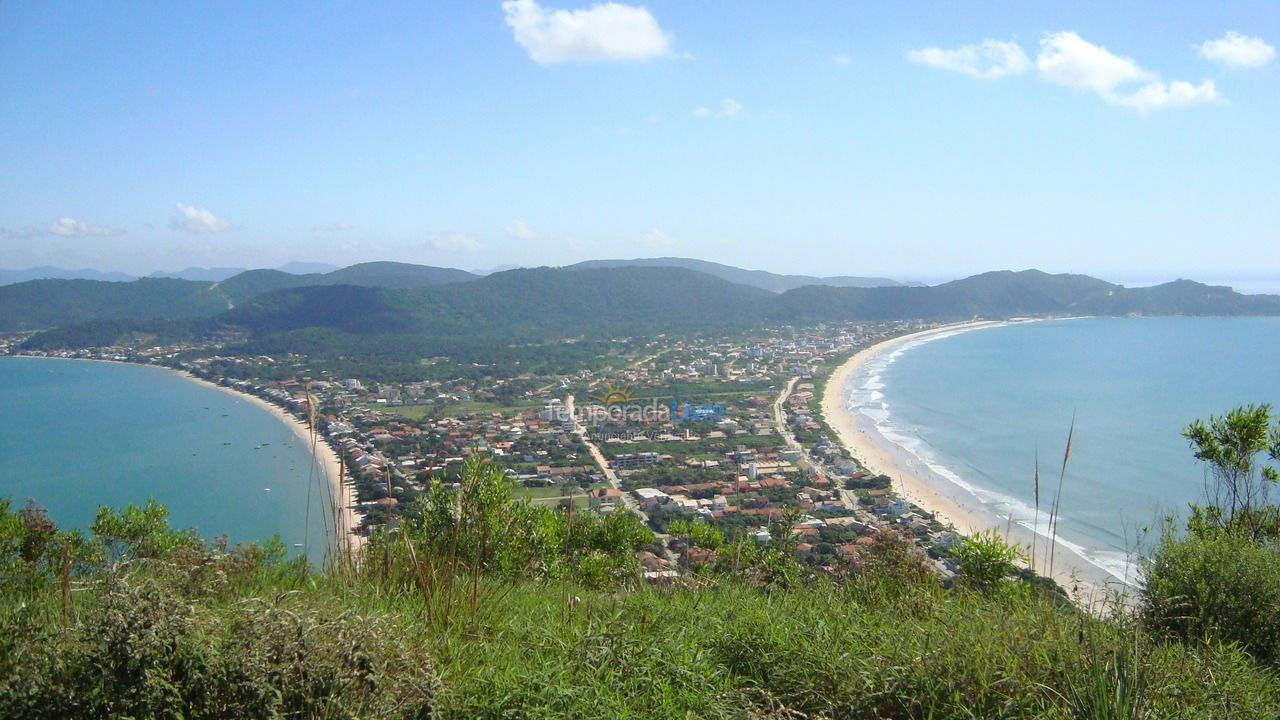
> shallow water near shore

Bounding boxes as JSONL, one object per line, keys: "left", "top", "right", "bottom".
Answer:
{"left": 0, "top": 357, "right": 333, "bottom": 563}
{"left": 848, "top": 316, "right": 1280, "bottom": 583}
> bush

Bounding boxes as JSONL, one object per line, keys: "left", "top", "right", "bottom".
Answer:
{"left": 1141, "top": 525, "right": 1280, "bottom": 664}
{"left": 951, "top": 529, "right": 1026, "bottom": 593}
{"left": 0, "top": 577, "right": 438, "bottom": 719}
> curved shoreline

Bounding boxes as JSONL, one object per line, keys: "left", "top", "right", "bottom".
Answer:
{"left": 166, "top": 368, "right": 362, "bottom": 561}
{"left": 821, "top": 320, "right": 1127, "bottom": 605}
{"left": 9, "top": 356, "right": 359, "bottom": 561}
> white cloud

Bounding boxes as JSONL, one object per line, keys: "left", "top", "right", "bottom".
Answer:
{"left": 502, "top": 0, "right": 671, "bottom": 64}
{"left": 1198, "top": 31, "right": 1275, "bottom": 68}
{"left": 1036, "top": 31, "right": 1219, "bottom": 112}
{"left": 505, "top": 221, "right": 538, "bottom": 240}
{"left": 430, "top": 232, "right": 483, "bottom": 253}
{"left": 311, "top": 221, "right": 354, "bottom": 232}
{"left": 1035, "top": 31, "right": 1153, "bottom": 94}
{"left": 909, "top": 31, "right": 1223, "bottom": 113}
{"left": 907, "top": 39, "right": 1030, "bottom": 79}
{"left": 46, "top": 217, "right": 123, "bottom": 237}
{"left": 1112, "top": 79, "right": 1222, "bottom": 113}
{"left": 693, "top": 98, "right": 743, "bottom": 118}
{"left": 171, "top": 204, "right": 233, "bottom": 233}
{"left": 831, "top": 53, "right": 852, "bottom": 65}
{"left": 640, "top": 228, "right": 678, "bottom": 250}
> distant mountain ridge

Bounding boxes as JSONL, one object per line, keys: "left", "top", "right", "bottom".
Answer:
{"left": 149, "top": 267, "right": 249, "bottom": 282}
{"left": 6, "top": 262, "right": 1280, "bottom": 345}
{"left": 566, "top": 257, "right": 908, "bottom": 292}
{"left": 16, "top": 268, "right": 1280, "bottom": 369}
{"left": 0, "top": 266, "right": 136, "bottom": 285}
{"left": 0, "top": 261, "right": 478, "bottom": 332}
{"left": 0, "top": 261, "right": 343, "bottom": 286}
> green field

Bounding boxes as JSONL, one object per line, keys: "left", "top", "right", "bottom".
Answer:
{"left": 513, "top": 481, "right": 609, "bottom": 501}
{"left": 367, "top": 400, "right": 543, "bottom": 421}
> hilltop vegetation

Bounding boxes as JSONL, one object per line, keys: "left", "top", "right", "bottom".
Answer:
{"left": 8, "top": 262, "right": 1280, "bottom": 342}
{"left": 0, "top": 261, "right": 477, "bottom": 333}
{"left": 0, "top": 277, "right": 233, "bottom": 332}
{"left": 16, "top": 266, "right": 1280, "bottom": 382}
{"left": 5, "top": 444, "right": 1280, "bottom": 719}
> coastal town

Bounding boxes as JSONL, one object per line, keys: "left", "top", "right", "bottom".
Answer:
{"left": 5, "top": 318, "right": 981, "bottom": 583}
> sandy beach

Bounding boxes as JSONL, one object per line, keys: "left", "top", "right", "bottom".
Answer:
{"left": 165, "top": 368, "right": 364, "bottom": 560}
{"left": 821, "top": 321, "right": 1125, "bottom": 607}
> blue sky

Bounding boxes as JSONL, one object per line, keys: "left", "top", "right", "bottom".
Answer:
{"left": 1, "top": 1, "right": 1276, "bottom": 281}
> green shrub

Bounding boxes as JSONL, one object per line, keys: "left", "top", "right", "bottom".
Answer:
{"left": 952, "top": 528, "right": 1027, "bottom": 593}
{"left": 0, "top": 576, "right": 438, "bottom": 719}
{"left": 1141, "top": 525, "right": 1280, "bottom": 664}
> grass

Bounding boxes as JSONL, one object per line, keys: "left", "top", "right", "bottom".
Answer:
{"left": 512, "top": 481, "right": 607, "bottom": 501}
{"left": 9, "top": 562, "right": 1279, "bottom": 719}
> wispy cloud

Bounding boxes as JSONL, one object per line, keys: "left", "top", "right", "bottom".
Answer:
{"left": 693, "top": 97, "right": 743, "bottom": 118}
{"left": 909, "top": 31, "right": 1222, "bottom": 113}
{"left": 429, "top": 232, "right": 483, "bottom": 253}
{"left": 640, "top": 228, "right": 678, "bottom": 251}
{"left": 311, "top": 221, "right": 354, "bottom": 232}
{"left": 907, "top": 40, "right": 1030, "bottom": 79}
{"left": 831, "top": 53, "right": 852, "bottom": 65}
{"left": 46, "top": 217, "right": 124, "bottom": 237}
{"left": 171, "top": 204, "right": 234, "bottom": 233}
{"left": 502, "top": 0, "right": 671, "bottom": 64}
{"left": 1198, "top": 31, "right": 1275, "bottom": 69}
{"left": 505, "top": 220, "right": 538, "bottom": 241}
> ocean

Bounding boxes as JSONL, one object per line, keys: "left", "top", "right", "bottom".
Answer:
{"left": 0, "top": 357, "right": 334, "bottom": 562}
{"left": 847, "top": 316, "right": 1280, "bottom": 583}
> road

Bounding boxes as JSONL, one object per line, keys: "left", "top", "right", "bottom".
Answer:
{"left": 773, "top": 375, "right": 863, "bottom": 514}
{"left": 571, "top": 411, "right": 674, "bottom": 550}
{"left": 572, "top": 415, "right": 646, "bottom": 517}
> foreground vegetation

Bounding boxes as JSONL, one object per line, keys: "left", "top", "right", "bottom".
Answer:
{"left": 4, "top": 406, "right": 1280, "bottom": 718}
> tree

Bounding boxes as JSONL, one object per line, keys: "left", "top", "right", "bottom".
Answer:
{"left": 1142, "top": 405, "right": 1280, "bottom": 664}
{"left": 1183, "top": 403, "right": 1280, "bottom": 540}
{"left": 667, "top": 518, "right": 724, "bottom": 550}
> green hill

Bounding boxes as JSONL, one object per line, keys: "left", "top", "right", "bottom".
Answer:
{"left": 324, "top": 261, "right": 477, "bottom": 288}
{"left": 770, "top": 271, "right": 1280, "bottom": 322}
{"left": 0, "top": 277, "right": 230, "bottom": 331}
{"left": 0, "top": 262, "right": 480, "bottom": 332}
{"left": 14, "top": 268, "right": 1280, "bottom": 365}
{"left": 206, "top": 268, "right": 1280, "bottom": 344}
{"left": 224, "top": 266, "right": 771, "bottom": 341}
{"left": 568, "top": 256, "right": 905, "bottom": 292}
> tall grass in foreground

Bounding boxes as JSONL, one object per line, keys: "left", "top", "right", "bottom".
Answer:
{"left": 6, "top": 444, "right": 1280, "bottom": 718}
{"left": 1047, "top": 413, "right": 1075, "bottom": 582}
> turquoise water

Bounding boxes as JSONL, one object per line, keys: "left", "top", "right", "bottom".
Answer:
{"left": 849, "top": 317, "right": 1280, "bottom": 581}
{"left": 0, "top": 358, "right": 333, "bottom": 562}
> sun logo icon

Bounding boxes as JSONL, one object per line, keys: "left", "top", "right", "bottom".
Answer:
{"left": 591, "top": 382, "right": 635, "bottom": 406}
